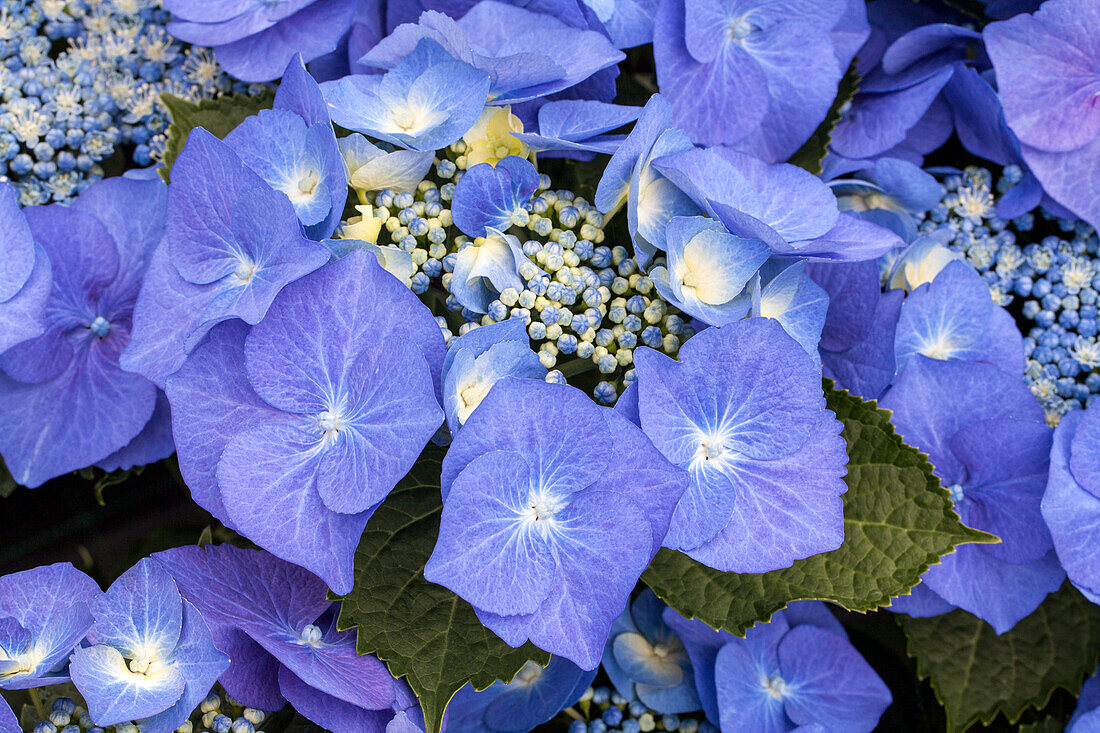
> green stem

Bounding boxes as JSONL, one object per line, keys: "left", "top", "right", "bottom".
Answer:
{"left": 29, "top": 687, "right": 46, "bottom": 720}
{"left": 556, "top": 357, "right": 597, "bottom": 378}
{"left": 562, "top": 706, "right": 585, "bottom": 722}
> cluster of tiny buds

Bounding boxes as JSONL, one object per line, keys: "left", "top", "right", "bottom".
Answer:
{"left": 564, "top": 686, "right": 717, "bottom": 733}
{"left": 27, "top": 688, "right": 270, "bottom": 733}
{"left": 359, "top": 160, "right": 693, "bottom": 404}
{"left": 0, "top": 0, "right": 245, "bottom": 204}
{"left": 917, "top": 165, "right": 1100, "bottom": 424}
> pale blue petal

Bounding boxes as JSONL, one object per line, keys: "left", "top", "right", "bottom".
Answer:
{"left": 779, "top": 625, "right": 891, "bottom": 733}
{"left": 70, "top": 644, "right": 185, "bottom": 727}
{"left": 452, "top": 156, "right": 540, "bottom": 237}
{"left": 425, "top": 450, "right": 557, "bottom": 616}
{"left": 756, "top": 262, "right": 829, "bottom": 363}
{"left": 0, "top": 182, "right": 37, "bottom": 302}
{"left": 713, "top": 642, "right": 789, "bottom": 733}
{"left": 136, "top": 600, "right": 229, "bottom": 733}
{"left": 89, "top": 560, "right": 182, "bottom": 662}
{"left": 217, "top": 422, "right": 371, "bottom": 595}
{"left": 922, "top": 547, "right": 1065, "bottom": 634}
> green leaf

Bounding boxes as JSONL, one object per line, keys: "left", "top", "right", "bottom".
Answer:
{"left": 0, "top": 455, "right": 16, "bottom": 498}
{"left": 641, "top": 383, "right": 995, "bottom": 636}
{"left": 900, "top": 583, "right": 1100, "bottom": 733}
{"left": 787, "top": 63, "right": 860, "bottom": 175}
{"left": 335, "top": 444, "right": 549, "bottom": 733}
{"left": 159, "top": 90, "right": 275, "bottom": 183}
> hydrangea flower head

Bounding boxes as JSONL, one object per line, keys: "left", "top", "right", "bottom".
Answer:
{"left": 881, "top": 357, "right": 1063, "bottom": 633}
{"left": 322, "top": 38, "right": 492, "bottom": 152}
{"left": 426, "top": 377, "right": 689, "bottom": 669}
{"left": 121, "top": 128, "right": 332, "bottom": 388}
{"left": 649, "top": 216, "right": 768, "bottom": 327}
{"left": 0, "top": 183, "right": 50, "bottom": 354}
{"left": 653, "top": 146, "right": 903, "bottom": 262}
{"left": 451, "top": 156, "right": 540, "bottom": 238}
{"left": 664, "top": 601, "right": 891, "bottom": 732}
{"left": 69, "top": 559, "right": 228, "bottom": 733}
{"left": 0, "top": 178, "right": 173, "bottom": 487}
{"left": 165, "top": 0, "right": 359, "bottom": 82}
{"left": 1041, "top": 402, "right": 1100, "bottom": 603}
{"left": 631, "top": 317, "right": 848, "bottom": 572}
{"left": 444, "top": 656, "right": 595, "bottom": 731}
{"left": 653, "top": 0, "right": 867, "bottom": 161}
{"left": 152, "top": 544, "right": 413, "bottom": 731}
{"left": 0, "top": 563, "right": 101, "bottom": 691}
{"left": 601, "top": 590, "right": 701, "bottom": 714}
{"left": 223, "top": 55, "right": 348, "bottom": 241}
{"left": 441, "top": 319, "right": 545, "bottom": 434}
{"left": 165, "top": 250, "right": 444, "bottom": 594}
{"left": 894, "top": 260, "right": 1024, "bottom": 377}
{"left": 984, "top": 0, "right": 1100, "bottom": 231}
{"left": 362, "top": 3, "right": 624, "bottom": 104}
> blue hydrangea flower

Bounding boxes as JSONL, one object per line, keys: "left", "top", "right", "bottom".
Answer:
{"left": 510, "top": 100, "right": 642, "bottom": 159}
{"left": 602, "top": 590, "right": 701, "bottom": 714}
{"left": 321, "top": 39, "right": 491, "bottom": 152}
{"left": 68, "top": 559, "right": 228, "bottom": 733}
{"left": 152, "top": 544, "right": 416, "bottom": 730}
{"left": 1041, "top": 402, "right": 1100, "bottom": 603}
{"left": 165, "top": 250, "right": 443, "bottom": 594}
{"left": 984, "top": 0, "right": 1100, "bottom": 232}
{"left": 664, "top": 601, "right": 891, "bottom": 732}
{"left": 631, "top": 318, "right": 848, "bottom": 572}
{"left": 1069, "top": 665, "right": 1100, "bottom": 732}
{"left": 338, "top": 134, "right": 435, "bottom": 193}
{"left": 425, "top": 378, "right": 688, "bottom": 669}
{"left": 894, "top": 260, "right": 1025, "bottom": 376}
{"left": 593, "top": 94, "right": 701, "bottom": 265}
{"left": 165, "top": 0, "right": 359, "bottom": 82}
{"left": 444, "top": 656, "right": 595, "bottom": 732}
{"left": 653, "top": 0, "right": 868, "bottom": 161}
{"left": 0, "top": 178, "right": 173, "bottom": 488}
{"left": 441, "top": 319, "right": 545, "bottom": 435}
{"left": 808, "top": 260, "right": 904, "bottom": 400}
{"left": 0, "top": 563, "right": 101, "bottom": 691}
{"left": 649, "top": 216, "right": 768, "bottom": 327}
{"left": 0, "top": 183, "right": 49, "bottom": 354}
{"left": 449, "top": 228, "right": 532, "bottom": 314}
{"left": 881, "top": 357, "right": 1064, "bottom": 633}
{"left": 653, "top": 146, "right": 903, "bottom": 262}
{"left": 363, "top": 2, "right": 624, "bottom": 105}
{"left": 223, "top": 55, "right": 348, "bottom": 241}
{"left": 121, "top": 128, "right": 331, "bottom": 388}
{"left": 451, "top": 156, "right": 540, "bottom": 237}
{"left": 750, "top": 262, "right": 830, "bottom": 365}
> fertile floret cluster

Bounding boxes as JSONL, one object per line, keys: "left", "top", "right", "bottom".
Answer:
{"left": 0, "top": 0, "right": 241, "bottom": 204}
{"left": 916, "top": 166, "right": 1100, "bottom": 421}
{"left": 357, "top": 148, "right": 696, "bottom": 404}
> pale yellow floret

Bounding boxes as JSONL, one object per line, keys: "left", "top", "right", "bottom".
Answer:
{"left": 462, "top": 105, "right": 529, "bottom": 167}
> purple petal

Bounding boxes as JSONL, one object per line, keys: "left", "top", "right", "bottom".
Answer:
{"left": 278, "top": 666, "right": 392, "bottom": 732}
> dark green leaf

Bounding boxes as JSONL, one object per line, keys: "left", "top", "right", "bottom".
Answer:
{"left": 336, "top": 445, "right": 549, "bottom": 733}
{"left": 159, "top": 89, "right": 276, "bottom": 182}
{"left": 641, "top": 383, "right": 995, "bottom": 636}
{"left": 901, "top": 583, "right": 1100, "bottom": 733}
{"left": 0, "top": 455, "right": 16, "bottom": 498}
{"left": 787, "top": 63, "right": 860, "bottom": 175}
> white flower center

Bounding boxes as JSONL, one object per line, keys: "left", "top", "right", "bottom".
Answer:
{"left": 89, "top": 315, "right": 111, "bottom": 338}
{"left": 299, "top": 624, "right": 323, "bottom": 645}
{"left": 763, "top": 674, "right": 788, "bottom": 699}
